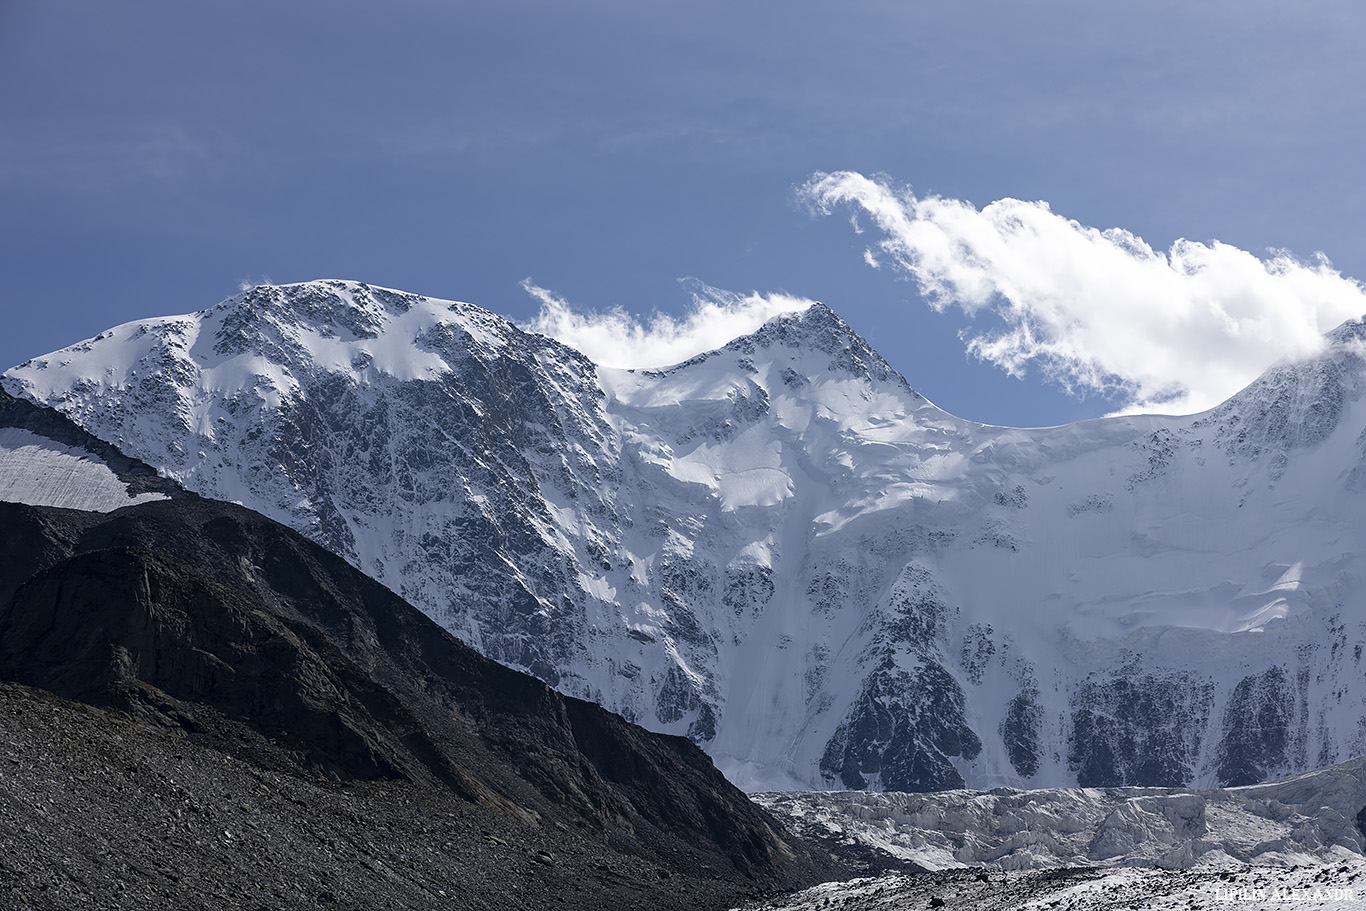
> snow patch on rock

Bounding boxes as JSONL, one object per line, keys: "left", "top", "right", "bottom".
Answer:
{"left": 0, "top": 428, "right": 168, "bottom": 512}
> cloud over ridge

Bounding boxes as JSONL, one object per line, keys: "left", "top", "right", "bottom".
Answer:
{"left": 801, "top": 170, "right": 1366, "bottom": 415}
{"left": 521, "top": 279, "right": 813, "bottom": 370}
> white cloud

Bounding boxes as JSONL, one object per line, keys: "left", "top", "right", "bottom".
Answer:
{"left": 520, "top": 279, "right": 813, "bottom": 369}
{"left": 801, "top": 170, "right": 1366, "bottom": 415}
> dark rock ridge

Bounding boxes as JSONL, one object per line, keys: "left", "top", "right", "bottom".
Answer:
{"left": 0, "top": 496, "right": 840, "bottom": 910}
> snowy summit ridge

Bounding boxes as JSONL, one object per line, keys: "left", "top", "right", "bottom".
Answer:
{"left": 9, "top": 279, "right": 1366, "bottom": 794}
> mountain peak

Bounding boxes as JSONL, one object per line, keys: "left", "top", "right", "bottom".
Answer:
{"left": 208, "top": 280, "right": 528, "bottom": 368}
{"left": 639, "top": 299, "right": 919, "bottom": 400}
{"left": 214, "top": 280, "right": 419, "bottom": 349}
{"left": 1324, "top": 313, "right": 1366, "bottom": 348}
{"left": 1193, "top": 311, "right": 1366, "bottom": 469}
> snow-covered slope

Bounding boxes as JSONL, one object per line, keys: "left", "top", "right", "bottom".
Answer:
{"left": 8, "top": 280, "right": 1366, "bottom": 794}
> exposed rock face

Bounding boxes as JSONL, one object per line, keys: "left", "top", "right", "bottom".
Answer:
{"left": 822, "top": 659, "right": 981, "bottom": 792}
{"left": 1216, "top": 665, "right": 1299, "bottom": 787}
{"left": 0, "top": 496, "right": 838, "bottom": 909}
{"left": 1001, "top": 688, "right": 1043, "bottom": 779}
{"left": 1067, "top": 669, "right": 1215, "bottom": 788}
{"left": 12, "top": 281, "right": 1366, "bottom": 792}
{"left": 820, "top": 563, "right": 982, "bottom": 792}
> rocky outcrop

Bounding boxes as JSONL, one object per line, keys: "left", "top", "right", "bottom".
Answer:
{"left": 1067, "top": 669, "right": 1215, "bottom": 787}
{"left": 820, "top": 563, "right": 981, "bottom": 792}
{"left": 1216, "top": 665, "right": 1299, "bottom": 786}
{"left": 821, "top": 659, "right": 980, "bottom": 792}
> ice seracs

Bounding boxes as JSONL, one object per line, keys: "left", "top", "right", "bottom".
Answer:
{"left": 756, "top": 755, "right": 1366, "bottom": 871}
{"left": 749, "top": 759, "right": 1366, "bottom": 910}
{"left": 9, "top": 279, "right": 1366, "bottom": 795}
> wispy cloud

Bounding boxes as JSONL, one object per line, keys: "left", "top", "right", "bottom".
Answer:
{"left": 0, "top": 122, "right": 223, "bottom": 191}
{"left": 520, "top": 279, "right": 812, "bottom": 369}
{"left": 801, "top": 170, "right": 1366, "bottom": 414}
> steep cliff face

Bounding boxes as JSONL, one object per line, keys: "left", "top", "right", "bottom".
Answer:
{"left": 10, "top": 280, "right": 1366, "bottom": 792}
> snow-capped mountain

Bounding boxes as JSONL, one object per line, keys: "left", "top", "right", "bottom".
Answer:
{"left": 8, "top": 279, "right": 1366, "bottom": 793}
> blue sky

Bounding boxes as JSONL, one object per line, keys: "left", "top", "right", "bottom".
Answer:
{"left": 3, "top": 1, "right": 1364, "bottom": 426}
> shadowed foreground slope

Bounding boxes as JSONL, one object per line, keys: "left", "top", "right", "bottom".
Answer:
{"left": 0, "top": 496, "right": 842, "bottom": 910}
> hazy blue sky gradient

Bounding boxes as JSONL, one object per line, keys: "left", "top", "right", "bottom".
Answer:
{"left": 3, "top": 1, "right": 1363, "bottom": 425}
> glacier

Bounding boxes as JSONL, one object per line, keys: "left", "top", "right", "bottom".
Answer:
{"left": 7, "top": 279, "right": 1366, "bottom": 793}
{"left": 756, "top": 756, "right": 1366, "bottom": 871}
{"left": 748, "top": 759, "right": 1366, "bottom": 910}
